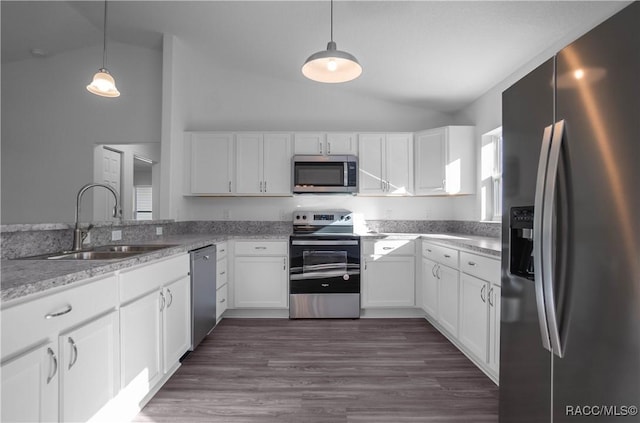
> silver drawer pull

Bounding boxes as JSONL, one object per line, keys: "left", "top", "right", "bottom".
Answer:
{"left": 382, "top": 246, "right": 394, "bottom": 250}
{"left": 220, "top": 249, "right": 226, "bottom": 253}
{"left": 468, "top": 261, "right": 477, "bottom": 266}
{"left": 220, "top": 298, "right": 226, "bottom": 303}
{"left": 45, "top": 305, "right": 72, "bottom": 319}
{"left": 255, "top": 246, "right": 267, "bottom": 250}
{"left": 426, "top": 249, "right": 432, "bottom": 252}
{"left": 444, "top": 254, "right": 451, "bottom": 258}
{"left": 203, "top": 255, "right": 210, "bottom": 260}
{"left": 220, "top": 271, "right": 226, "bottom": 276}
{"left": 68, "top": 337, "right": 78, "bottom": 370}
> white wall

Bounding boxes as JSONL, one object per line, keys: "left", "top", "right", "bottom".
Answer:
{"left": 1, "top": 42, "right": 162, "bottom": 224}
{"left": 162, "top": 38, "right": 460, "bottom": 221}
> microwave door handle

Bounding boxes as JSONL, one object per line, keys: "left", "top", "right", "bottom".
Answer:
{"left": 344, "top": 162, "right": 348, "bottom": 187}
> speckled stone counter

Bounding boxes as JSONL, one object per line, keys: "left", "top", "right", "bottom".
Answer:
{"left": 0, "top": 234, "right": 288, "bottom": 304}
{"left": 360, "top": 233, "right": 500, "bottom": 257}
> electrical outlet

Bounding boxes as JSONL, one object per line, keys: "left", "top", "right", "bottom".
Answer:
{"left": 111, "top": 230, "right": 122, "bottom": 241}
{"left": 156, "top": 226, "right": 163, "bottom": 236}
{"left": 223, "top": 209, "right": 230, "bottom": 220}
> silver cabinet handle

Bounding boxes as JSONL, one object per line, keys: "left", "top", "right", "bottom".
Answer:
{"left": 166, "top": 288, "right": 173, "bottom": 308}
{"left": 203, "top": 255, "right": 210, "bottom": 260}
{"left": 480, "top": 285, "right": 487, "bottom": 303}
{"left": 442, "top": 179, "right": 446, "bottom": 189}
{"left": 436, "top": 265, "right": 441, "bottom": 279}
{"left": 426, "top": 248, "right": 432, "bottom": 253}
{"left": 327, "top": 142, "right": 331, "bottom": 154}
{"left": 319, "top": 141, "right": 323, "bottom": 154}
{"left": 219, "top": 248, "right": 226, "bottom": 253}
{"left": 45, "top": 304, "right": 72, "bottom": 319}
{"left": 220, "top": 298, "right": 226, "bottom": 303}
{"left": 47, "top": 347, "right": 58, "bottom": 384}
{"left": 259, "top": 181, "right": 263, "bottom": 192}
{"left": 431, "top": 263, "right": 437, "bottom": 277}
{"left": 160, "top": 291, "right": 166, "bottom": 311}
{"left": 228, "top": 181, "right": 232, "bottom": 193}
{"left": 382, "top": 246, "right": 393, "bottom": 250}
{"left": 444, "top": 254, "right": 451, "bottom": 258}
{"left": 364, "top": 261, "right": 367, "bottom": 270}
{"left": 219, "top": 271, "right": 226, "bottom": 276}
{"left": 264, "top": 180, "right": 267, "bottom": 192}
{"left": 468, "top": 261, "right": 477, "bottom": 266}
{"left": 68, "top": 337, "right": 78, "bottom": 370}
{"left": 255, "top": 246, "right": 267, "bottom": 250}
{"left": 283, "top": 257, "right": 286, "bottom": 270}
{"left": 488, "top": 287, "right": 494, "bottom": 307}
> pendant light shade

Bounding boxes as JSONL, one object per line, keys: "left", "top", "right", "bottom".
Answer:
{"left": 87, "top": 0, "right": 120, "bottom": 97}
{"left": 302, "top": 0, "right": 361, "bottom": 83}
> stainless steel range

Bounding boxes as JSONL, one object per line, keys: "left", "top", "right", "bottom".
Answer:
{"left": 289, "top": 209, "right": 360, "bottom": 319}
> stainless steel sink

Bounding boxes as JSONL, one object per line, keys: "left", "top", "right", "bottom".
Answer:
{"left": 19, "top": 244, "right": 179, "bottom": 260}
{"left": 92, "top": 244, "right": 178, "bottom": 253}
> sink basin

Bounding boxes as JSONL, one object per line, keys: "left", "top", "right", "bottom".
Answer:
{"left": 92, "top": 244, "right": 178, "bottom": 253}
{"left": 19, "top": 244, "right": 179, "bottom": 260}
{"left": 46, "top": 251, "right": 141, "bottom": 260}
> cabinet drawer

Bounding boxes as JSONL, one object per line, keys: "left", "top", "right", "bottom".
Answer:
{"left": 235, "top": 241, "right": 287, "bottom": 256}
{"left": 422, "top": 242, "right": 459, "bottom": 268}
{"left": 363, "top": 239, "right": 415, "bottom": 257}
{"left": 1, "top": 274, "right": 117, "bottom": 360}
{"left": 119, "top": 254, "right": 190, "bottom": 304}
{"left": 460, "top": 252, "right": 500, "bottom": 284}
{"left": 216, "top": 258, "right": 228, "bottom": 290}
{"left": 216, "top": 242, "right": 228, "bottom": 260}
{"left": 216, "top": 284, "right": 228, "bottom": 320}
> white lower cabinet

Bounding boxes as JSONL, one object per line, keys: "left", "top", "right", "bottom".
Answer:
{"left": 436, "top": 264, "right": 459, "bottom": 337}
{"left": 216, "top": 242, "right": 229, "bottom": 322}
{"left": 120, "top": 290, "right": 163, "bottom": 391}
{"left": 363, "top": 256, "right": 415, "bottom": 307}
{"left": 421, "top": 257, "right": 439, "bottom": 319}
{"left": 233, "top": 241, "right": 288, "bottom": 309}
{"left": 59, "top": 311, "right": 119, "bottom": 423}
{"left": 1, "top": 342, "right": 58, "bottom": 423}
{"left": 459, "top": 274, "right": 489, "bottom": 361}
{"left": 162, "top": 276, "right": 191, "bottom": 373}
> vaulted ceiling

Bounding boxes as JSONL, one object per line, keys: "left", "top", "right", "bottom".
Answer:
{"left": 1, "top": 1, "right": 627, "bottom": 112}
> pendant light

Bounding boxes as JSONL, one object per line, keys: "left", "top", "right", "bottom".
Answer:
{"left": 302, "top": 0, "right": 362, "bottom": 83}
{"left": 87, "top": 0, "right": 120, "bottom": 97}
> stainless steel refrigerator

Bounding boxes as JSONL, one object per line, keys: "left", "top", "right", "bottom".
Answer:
{"left": 500, "top": 3, "right": 640, "bottom": 422}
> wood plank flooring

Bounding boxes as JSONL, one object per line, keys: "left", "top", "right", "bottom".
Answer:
{"left": 134, "top": 318, "right": 498, "bottom": 423}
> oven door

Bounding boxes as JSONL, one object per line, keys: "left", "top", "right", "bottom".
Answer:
{"left": 289, "top": 237, "right": 360, "bottom": 294}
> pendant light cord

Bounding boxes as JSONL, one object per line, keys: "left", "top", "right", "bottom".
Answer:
{"left": 330, "top": 0, "right": 333, "bottom": 42}
{"left": 102, "top": 0, "right": 108, "bottom": 69}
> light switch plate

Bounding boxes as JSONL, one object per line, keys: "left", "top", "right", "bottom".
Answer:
{"left": 112, "top": 230, "right": 122, "bottom": 241}
{"left": 156, "top": 227, "right": 163, "bottom": 236}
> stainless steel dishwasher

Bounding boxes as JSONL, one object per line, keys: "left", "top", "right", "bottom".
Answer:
{"left": 189, "top": 244, "right": 216, "bottom": 350}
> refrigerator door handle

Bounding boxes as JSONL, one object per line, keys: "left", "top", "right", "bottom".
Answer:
{"left": 533, "top": 124, "right": 554, "bottom": 353}
{"left": 542, "top": 119, "right": 566, "bottom": 358}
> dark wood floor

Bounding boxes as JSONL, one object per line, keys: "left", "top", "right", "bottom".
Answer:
{"left": 134, "top": 318, "right": 498, "bottom": 423}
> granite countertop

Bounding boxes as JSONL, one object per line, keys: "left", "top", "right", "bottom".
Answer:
{"left": 0, "top": 234, "right": 288, "bottom": 304}
{"left": 1, "top": 231, "right": 498, "bottom": 305}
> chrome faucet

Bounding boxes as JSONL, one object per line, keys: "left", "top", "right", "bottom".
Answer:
{"left": 72, "top": 183, "right": 121, "bottom": 251}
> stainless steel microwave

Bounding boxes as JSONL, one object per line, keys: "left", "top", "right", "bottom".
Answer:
{"left": 292, "top": 155, "right": 358, "bottom": 194}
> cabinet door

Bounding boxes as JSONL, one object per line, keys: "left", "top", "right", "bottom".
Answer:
{"left": 414, "top": 129, "right": 446, "bottom": 195}
{"left": 235, "top": 133, "right": 263, "bottom": 194}
{"left": 421, "top": 257, "right": 439, "bottom": 319}
{"left": 163, "top": 276, "right": 191, "bottom": 373}
{"left": 234, "top": 256, "right": 288, "bottom": 308}
{"left": 488, "top": 285, "right": 501, "bottom": 375}
{"left": 437, "top": 264, "right": 459, "bottom": 336}
{"left": 263, "top": 133, "right": 292, "bottom": 194}
{"left": 459, "top": 274, "right": 489, "bottom": 362}
{"left": 120, "top": 290, "right": 162, "bottom": 391}
{"left": 293, "top": 133, "right": 324, "bottom": 155}
{"left": 1, "top": 343, "right": 58, "bottom": 423}
{"left": 363, "top": 256, "right": 415, "bottom": 307}
{"left": 190, "top": 133, "right": 233, "bottom": 194}
{"left": 358, "top": 134, "right": 385, "bottom": 194}
{"left": 216, "top": 284, "right": 228, "bottom": 321}
{"left": 385, "top": 133, "right": 413, "bottom": 195}
{"left": 60, "top": 311, "right": 119, "bottom": 423}
{"left": 326, "top": 133, "right": 357, "bottom": 155}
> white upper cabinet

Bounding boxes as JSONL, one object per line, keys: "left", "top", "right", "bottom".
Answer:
{"left": 358, "top": 133, "right": 413, "bottom": 195}
{"left": 185, "top": 132, "right": 234, "bottom": 195}
{"left": 414, "top": 126, "right": 475, "bottom": 195}
{"left": 294, "top": 132, "right": 357, "bottom": 155}
{"left": 236, "top": 133, "right": 292, "bottom": 195}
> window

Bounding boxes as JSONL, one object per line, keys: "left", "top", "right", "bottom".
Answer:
{"left": 480, "top": 127, "right": 503, "bottom": 221}
{"left": 134, "top": 186, "right": 153, "bottom": 220}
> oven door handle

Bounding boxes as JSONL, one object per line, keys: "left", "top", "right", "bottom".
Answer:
{"left": 290, "top": 271, "right": 360, "bottom": 281}
{"left": 291, "top": 240, "right": 359, "bottom": 246}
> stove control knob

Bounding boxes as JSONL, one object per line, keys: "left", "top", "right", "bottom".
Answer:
{"left": 345, "top": 215, "right": 351, "bottom": 220}
{"left": 302, "top": 215, "right": 307, "bottom": 220}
